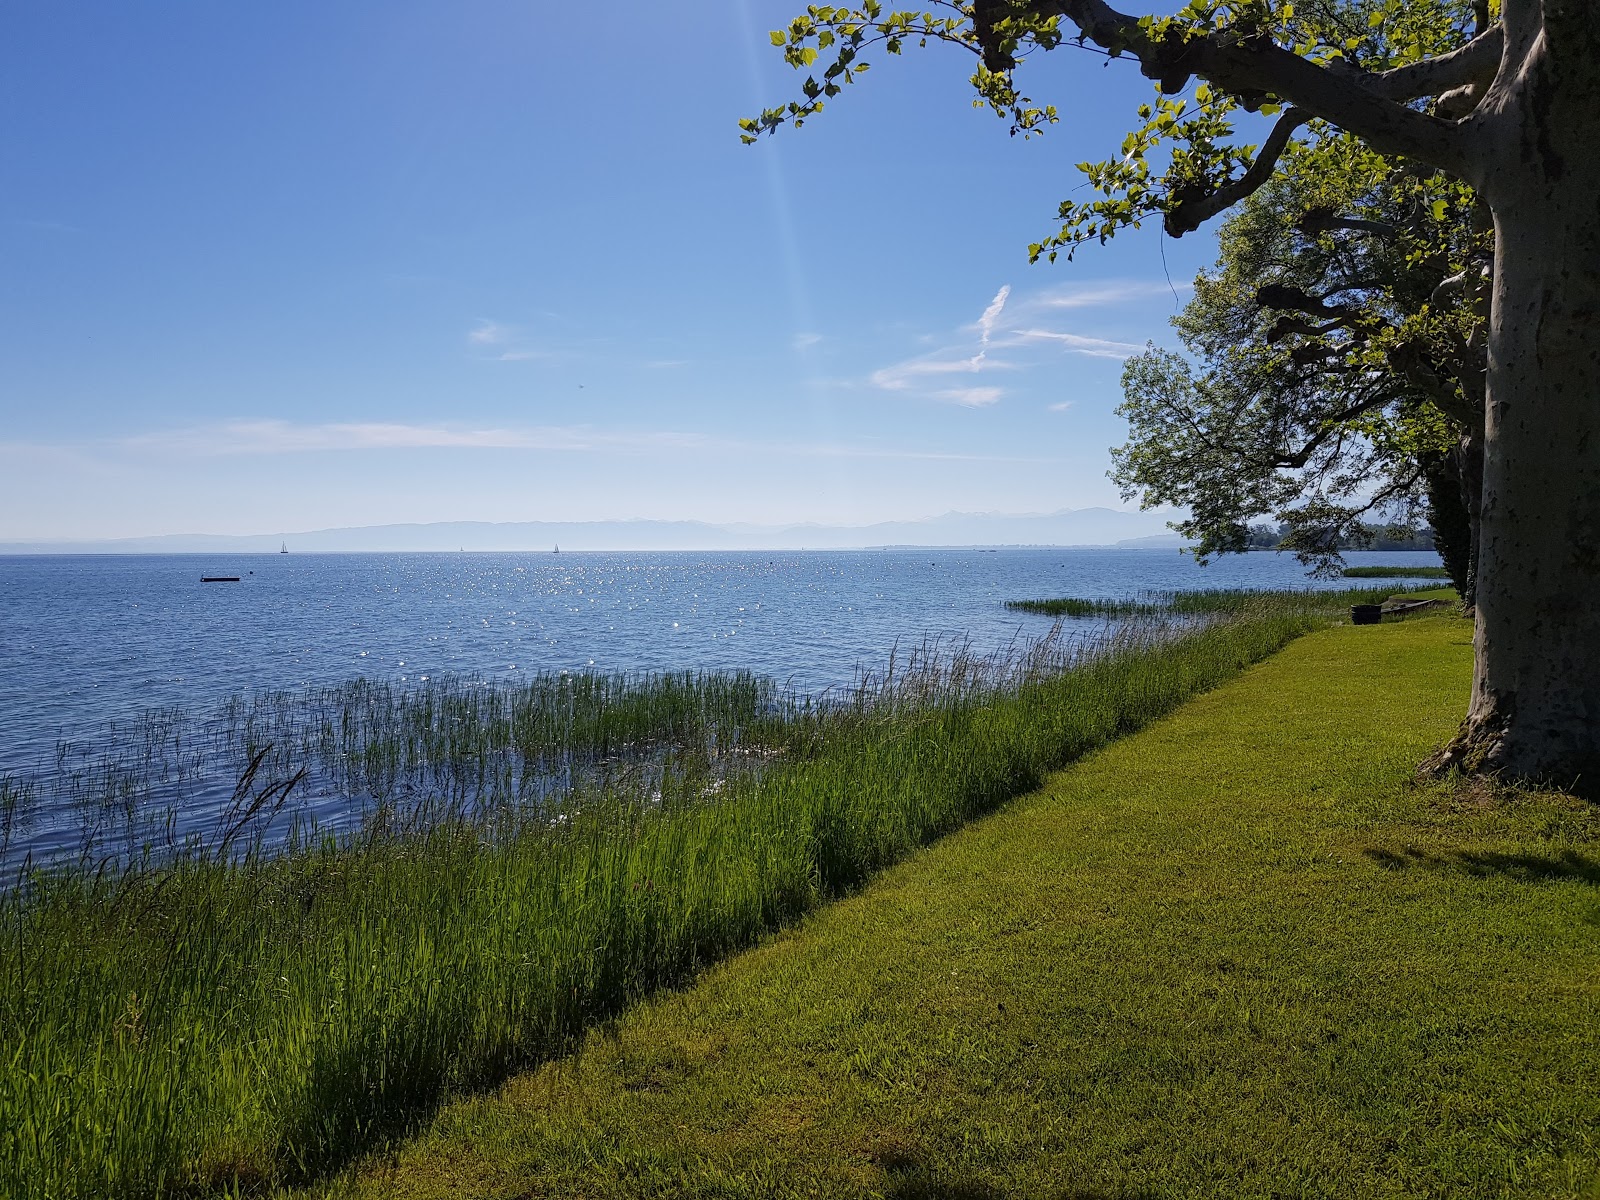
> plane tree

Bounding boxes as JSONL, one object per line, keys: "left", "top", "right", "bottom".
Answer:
{"left": 748, "top": 0, "right": 1600, "bottom": 791}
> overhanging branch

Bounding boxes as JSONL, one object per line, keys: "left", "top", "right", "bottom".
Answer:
{"left": 1356, "top": 26, "right": 1504, "bottom": 101}
{"left": 1034, "top": 0, "right": 1477, "bottom": 177}
{"left": 1164, "top": 108, "right": 1310, "bottom": 236}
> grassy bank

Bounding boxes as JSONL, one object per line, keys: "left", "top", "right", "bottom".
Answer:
{"left": 0, "top": 592, "right": 1371, "bottom": 1199}
{"left": 320, "top": 613, "right": 1600, "bottom": 1200}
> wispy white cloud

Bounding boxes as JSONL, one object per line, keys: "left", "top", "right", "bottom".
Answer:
{"left": 1010, "top": 329, "right": 1142, "bottom": 358}
{"left": 869, "top": 354, "right": 1014, "bottom": 392}
{"left": 1047, "top": 400, "right": 1075, "bottom": 412}
{"left": 124, "top": 420, "right": 709, "bottom": 456}
{"left": 936, "top": 387, "right": 1004, "bottom": 408}
{"left": 777, "top": 439, "right": 1042, "bottom": 461}
{"left": 1035, "top": 280, "right": 1188, "bottom": 309}
{"left": 466, "top": 318, "right": 556, "bottom": 362}
{"left": 791, "top": 331, "right": 823, "bottom": 351}
{"left": 467, "top": 319, "right": 511, "bottom": 346}
{"left": 976, "top": 284, "right": 1010, "bottom": 345}
{"left": 867, "top": 278, "right": 1157, "bottom": 404}
{"left": 114, "top": 419, "right": 1057, "bottom": 464}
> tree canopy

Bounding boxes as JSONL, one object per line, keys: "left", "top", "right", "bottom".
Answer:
{"left": 1109, "top": 145, "right": 1484, "bottom": 595}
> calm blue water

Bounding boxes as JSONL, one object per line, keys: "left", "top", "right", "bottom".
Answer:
{"left": 0, "top": 547, "right": 1442, "bottom": 778}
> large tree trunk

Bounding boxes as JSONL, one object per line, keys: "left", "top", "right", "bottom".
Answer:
{"left": 1425, "top": 21, "right": 1600, "bottom": 792}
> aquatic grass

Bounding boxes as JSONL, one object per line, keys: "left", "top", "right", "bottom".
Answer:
{"left": 1342, "top": 564, "right": 1452, "bottom": 578}
{"left": 1005, "top": 584, "right": 1396, "bottom": 619}
{"left": 1, "top": 590, "right": 1365, "bottom": 1198}
{"left": 5, "top": 669, "right": 802, "bottom": 872}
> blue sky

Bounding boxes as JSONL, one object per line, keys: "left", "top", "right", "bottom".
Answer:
{"left": 0, "top": 0, "right": 1217, "bottom": 540}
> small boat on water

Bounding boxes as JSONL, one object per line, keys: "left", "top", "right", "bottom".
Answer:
{"left": 280, "top": 541, "right": 289, "bottom": 554}
{"left": 553, "top": 544, "right": 560, "bottom": 554}
{"left": 201, "top": 576, "right": 241, "bottom": 583}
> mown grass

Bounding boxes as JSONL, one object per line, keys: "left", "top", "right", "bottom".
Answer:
{"left": 1342, "top": 565, "right": 1452, "bottom": 578}
{"left": 0, "top": 593, "right": 1365, "bottom": 1199}
{"left": 313, "top": 613, "right": 1600, "bottom": 1200}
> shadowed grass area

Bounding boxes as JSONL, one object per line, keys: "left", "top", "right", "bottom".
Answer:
{"left": 2, "top": 594, "right": 1363, "bottom": 1199}
{"left": 308, "top": 614, "right": 1600, "bottom": 1200}
{"left": 1342, "top": 565, "right": 1452, "bottom": 578}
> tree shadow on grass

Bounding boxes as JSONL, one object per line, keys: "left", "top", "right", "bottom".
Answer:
{"left": 1365, "top": 845, "right": 1600, "bottom": 885}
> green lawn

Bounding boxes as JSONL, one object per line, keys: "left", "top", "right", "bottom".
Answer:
{"left": 311, "top": 614, "right": 1600, "bottom": 1200}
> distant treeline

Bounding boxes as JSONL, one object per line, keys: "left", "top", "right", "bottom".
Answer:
{"left": 1245, "top": 522, "right": 1436, "bottom": 552}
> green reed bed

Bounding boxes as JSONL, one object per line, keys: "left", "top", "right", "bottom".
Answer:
{"left": 2, "top": 592, "right": 1369, "bottom": 1199}
{"left": 1005, "top": 584, "right": 1396, "bottom": 619}
{"left": 1341, "top": 564, "right": 1452, "bottom": 578}
{"left": 6, "top": 669, "right": 798, "bottom": 869}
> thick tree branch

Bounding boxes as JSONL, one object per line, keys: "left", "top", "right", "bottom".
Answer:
{"left": 1254, "top": 283, "right": 1349, "bottom": 318}
{"left": 1268, "top": 388, "right": 1395, "bottom": 470}
{"left": 1037, "top": 0, "right": 1476, "bottom": 177}
{"left": 1297, "top": 208, "right": 1400, "bottom": 237}
{"left": 1356, "top": 26, "right": 1504, "bottom": 101}
{"left": 1164, "top": 108, "right": 1310, "bottom": 236}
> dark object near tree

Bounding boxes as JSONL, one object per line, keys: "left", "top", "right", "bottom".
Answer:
{"left": 1351, "top": 605, "right": 1383, "bottom": 626}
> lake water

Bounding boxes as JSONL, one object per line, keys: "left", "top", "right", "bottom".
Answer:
{"left": 0, "top": 547, "right": 1444, "bottom": 769}
{"left": 0, "top": 547, "right": 1442, "bottom": 860}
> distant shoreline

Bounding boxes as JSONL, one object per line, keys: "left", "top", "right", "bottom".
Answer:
{"left": 0, "top": 544, "right": 1208, "bottom": 556}
{"left": 0, "top": 509, "right": 1194, "bottom": 556}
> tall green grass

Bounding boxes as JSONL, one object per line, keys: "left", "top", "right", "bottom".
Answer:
{"left": 1, "top": 592, "right": 1370, "bottom": 1198}
{"left": 1341, "top": 565, "right": 1451, "bottom": 578}
{"left": 1005, "top": 584, "right": 1395, "bottom": 619}
{"left": 10, "top": 670, "right": 800, "bottom": 870}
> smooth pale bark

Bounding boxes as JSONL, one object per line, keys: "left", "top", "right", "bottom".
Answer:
{"left": 1425, "top": 16, "right": 1600, "bottom": 791}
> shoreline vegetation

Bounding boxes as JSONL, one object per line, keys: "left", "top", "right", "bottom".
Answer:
{"left": 3, "top": 587, "right": 1405, "bottom": 1197}
{"left": 1005, "top": 588, "right": 1282, "bottom": 619}
{"left": 1341, "top": 564, "right": 1453, "bottom": 579}
{"left": 1007, "top": 579, "right": 1452, "bottom": 619}
{"left": 1011, "top": 582, "right": 1452, "bottom": 620}
{"left": 334, "top": 611, "right": 1600, "bottom": 1199}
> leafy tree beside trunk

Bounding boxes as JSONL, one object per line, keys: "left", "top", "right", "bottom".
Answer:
{"left": 752, "top": 0, "right": 1600, "bottom": 792}
{"left": 1108, "top": 155, "right": 1486, "bottom": 601}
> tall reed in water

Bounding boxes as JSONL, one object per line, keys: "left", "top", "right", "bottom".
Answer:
{"left": 1005, "top": 584, "right": 1398, "bottom": 619}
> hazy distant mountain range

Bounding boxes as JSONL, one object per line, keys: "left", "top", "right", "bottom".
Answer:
{"left": 0, "top": 509, "right": 1189, "bottom": 555}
